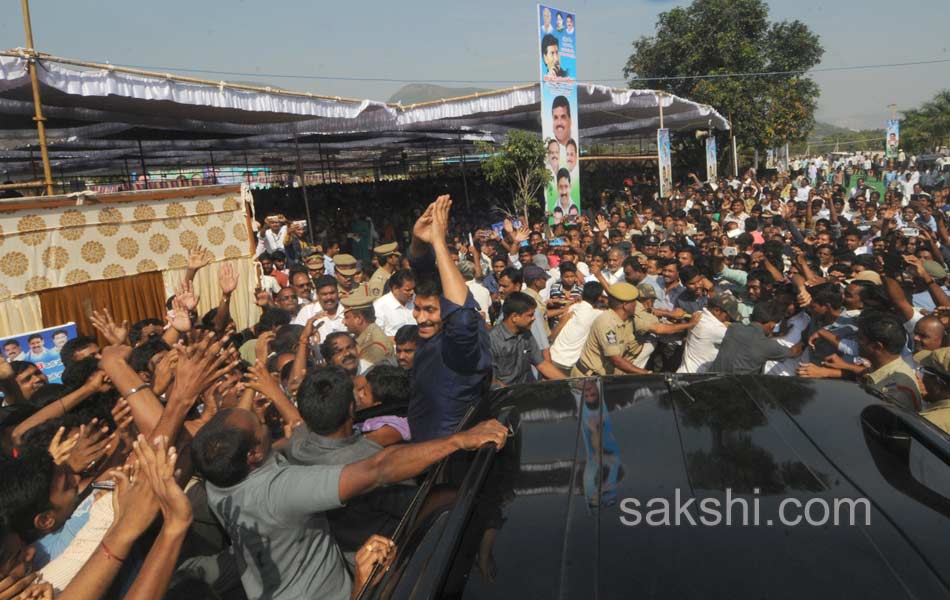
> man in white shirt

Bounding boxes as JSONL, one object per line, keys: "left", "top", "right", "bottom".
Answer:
{"left": 374, "top": 269, "right": 416, "bottom": 337}
{"left": 458, "top": 260, "right": 492, "bottom": 322}
{"left": 550, "top": 282, "right": 604, "bottom": 373}
{"left": 262, "top": 215, "right": 286, "bottom": 254}
{"left": 293, "top": 274, "right": 347, "bottom": 336}
{"left": 678, "top": 294, "right": 739, "bottom": 373}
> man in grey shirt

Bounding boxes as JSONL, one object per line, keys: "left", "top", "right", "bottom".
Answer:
{"left": 192, "top": 404, "right": 507, "bottom": 600}
{"left": 488, "top": 292, "right": 566, "bottom": 388}
{"left": 283, "top": 367, "right": 415, "bottom": 554}
{"left": 710, "top": 301, "right": 805, "bottom": 374}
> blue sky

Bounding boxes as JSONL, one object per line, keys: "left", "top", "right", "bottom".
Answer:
{"left": 3, "top": 0, "right": 948, "bottom": 130}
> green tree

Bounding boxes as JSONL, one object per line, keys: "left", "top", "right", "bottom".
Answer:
{"left": 477, "top": 130, "right": 551, "bottom": 221}
{"left": 623, "top": 0, "right": 823, "bottom": 157}
{"left": 901, "top": 90, "right": 950, "bottom": 153}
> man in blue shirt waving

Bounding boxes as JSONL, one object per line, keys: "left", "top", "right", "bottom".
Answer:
{"left": 408, "top": 195, "right": 492, "bottom": 442}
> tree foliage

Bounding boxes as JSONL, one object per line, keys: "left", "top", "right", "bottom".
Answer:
{"left": 477, "top": 130, "right": 551, "bottom": 220}
{"left": 623, "top": 0, "right": 824, "bottom": 150}
{"left": 900, "top": 90, "right": 950, "bottom": 153}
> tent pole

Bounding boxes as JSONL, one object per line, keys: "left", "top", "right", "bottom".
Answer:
{"left": 20, "top": 0, "right": 54, "bottom": 196}
{"left": 209, "top": 150, "right": 218, "bottom": 184}
{"left": 294, "top": 131, "right": 315, "bottom": 245}
{"left": 137, "top": 139, "right": 149, "bottom": 189}
{"left": 458, "top": 131, "right": 470, "bottom": 211}
{"left": 123, "top": 157, "right": 132, "bottom": 190}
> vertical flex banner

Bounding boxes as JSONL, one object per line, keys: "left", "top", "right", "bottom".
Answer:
{"left": 539, "top": 5, "right": 580, "bottom": 223}
{"left": 705, "top": 136, "right": 718, "bottom": 182}
{"left": 885, "top": 119, "right": 900, "bottom": 159}
{"left": 657, "top": 128, "right": 672, "bottom": 198}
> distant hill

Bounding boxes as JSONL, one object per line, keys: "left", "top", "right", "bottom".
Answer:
{"left": 388, "top": 84, "right": 491, "bottom": 105}
{"left": 811, "top": 121, "right": 858, "bottom": 136}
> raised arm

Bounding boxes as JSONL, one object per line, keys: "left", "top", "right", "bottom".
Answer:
{"left": 429, "top": 196, "right": 468, "bottom": 306}
{"left": 338, "top": 419, "right": 507, "bottom": 503}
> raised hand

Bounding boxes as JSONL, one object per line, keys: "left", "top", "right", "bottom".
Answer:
{"left": 255, "top": 330, "right": 276, "bottom": 364}
{"left": 218, "top": 262, "right": 239, "bottom": 295}
{"left": 412, "top": 202, "right": 437, "bottom": 244}
{"left": 187, "top": 245, "right": 212, "bottom": 271}
{"left": 66, "top": 419, "right": 116, "bottom": 475}
{"left": 134, "top": 435, "right": 192, "bottom": 534}
{"left": 430, "top": 195, "right": 452, "bottom": 242}
{"left": 48, "top": 426, "right": 79, "bottom": 466}
{"left": 169, "top": 296, "right": 192, "bottom": 333}
{"left": 253, "top": 288, "right": 272, "bottom": 308}
{"left": 170, "top": 334, "right": 240, "bottom": 407}
{"left": 174, "top": 280, "right": 199, "bottom": 313}
{"left": 111, "top": 398, "right": 135, "bottom": 448}
{"left": 109, "top": 460, "right": 160, "bottom": 540}
{"left": 596, "top": 214, "right": 609, "bottom": 232}
{"left": 517, "top": 224, "right": 532, "bottom": 244}
{"left": 151, "top": 349, "right": 179, "bottom": 397}
{"left": 90, "top": 307, "right": 129, "bottom": 346}
{"left": 245, "top": 361, "right": 286, "bottom": 404}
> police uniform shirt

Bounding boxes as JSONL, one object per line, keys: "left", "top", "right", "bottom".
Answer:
{"left": 920, "top": 400, "right": 950, "bottom": 434}
{"left": 574, "top": 309, "right": 631, "bottom": 376}
{"left": 356, "top": 322, "right": 394, "bottom": 365}
{"left": 368, "top": 267, "right": 391, "bottom": 299}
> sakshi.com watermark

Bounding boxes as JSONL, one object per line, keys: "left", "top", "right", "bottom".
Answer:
{"left": 618, "top": 489, "right": 871, "bottom": 527}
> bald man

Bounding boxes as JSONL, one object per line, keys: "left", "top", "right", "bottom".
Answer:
{"left": 913, "top": 315, "right": 946, "bottom": 353}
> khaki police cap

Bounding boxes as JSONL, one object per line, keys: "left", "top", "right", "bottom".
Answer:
{"left": 340, "top": 286, "right": 374, "bottom": 311}
{"left": 335, "top": 253, "right": 358, "bottom": 276}
{"left": 304, "top": 254, "right": 325, "bottom": 269}
{"left": 914, "top": 347, "right": 950, "bottom": 377}
{"left": 374, "top": 241, "right": 400, "bottom": 257}
{"left": 607, "top": 282, "right": 639, "bottom": 302}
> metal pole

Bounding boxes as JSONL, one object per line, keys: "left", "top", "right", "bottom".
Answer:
{"left": 209, "top": 150, "right": 217, "bottom": 184}
{"left": 123, "top": 157, "right": 132, "bottom": 191}
{"left": 732, "top": 134, "right": 738, "bottom": 177}
{"left": 457, "top": 131, "right": 470, "bottom": 211}
{"left": 294, "top": 131, "right": 315, "bottom": 245}
{"left": 21, "top": 0, "right": 54, "bottom": 196}
{"left": 137, "top": 139, "right": 149, "bottom": 189}
{"left": 658, "top": 93, "right": 664, "bottom": 129}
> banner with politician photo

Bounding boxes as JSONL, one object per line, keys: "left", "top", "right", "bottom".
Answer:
{"left": 885, "top": 119, "right": 900, "bottom": 159}
{"left": 539, "top": 4, "right": 580, "bottom": 224}
{"left": 705, "top": 136, "right": 717, "bottom": 182}
{"left": 657, "top": 128, "right": 672, "bottom": 198}
{"left": 2, "top": 322, "right": 78, "bottom": 386}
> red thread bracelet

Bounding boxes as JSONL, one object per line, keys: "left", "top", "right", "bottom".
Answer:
{"left": 100, "top": 541, "right": 125, "bottom": 562}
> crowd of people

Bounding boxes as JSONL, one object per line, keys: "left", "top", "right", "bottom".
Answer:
{"left": 2, "top": 149, "right": 950, "bottom": 599}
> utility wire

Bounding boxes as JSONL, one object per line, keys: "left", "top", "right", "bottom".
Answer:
{"left": 99, "top": 57, "right": 950, "bottom": 86}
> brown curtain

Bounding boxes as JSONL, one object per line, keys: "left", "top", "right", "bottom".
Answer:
{"left": 38, "top": 272, "right": 166, "bottom": 345}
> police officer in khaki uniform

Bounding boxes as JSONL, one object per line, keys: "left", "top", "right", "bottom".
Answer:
{"left": 915, "top": 347, "right": 950, "bottom": 433}
{"left": 572, "top": 282, "right": 651, "bottom": 376}
{"left": 304, "top": 252, "right": 326, "bottom": 285}
{"left": 333, "top": 253, "right": 359, "bottom": 295}
{"left": 340, "top": 286, "right": 394, "bottom": 366}
{"left": 368, "top": 242, "right": 401, "bottom": 298}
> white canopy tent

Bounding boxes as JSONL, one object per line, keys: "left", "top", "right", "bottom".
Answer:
{"left": 0, "top": 52, "right": 730, "bottom": 178}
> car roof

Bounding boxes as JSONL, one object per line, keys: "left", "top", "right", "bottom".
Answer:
{"left": 445, "top": 374, "right": 950, "bottom": 599}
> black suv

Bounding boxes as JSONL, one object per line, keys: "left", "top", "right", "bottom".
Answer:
{"left": 360, "top": 375, "right": 950, "bottom": 599}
